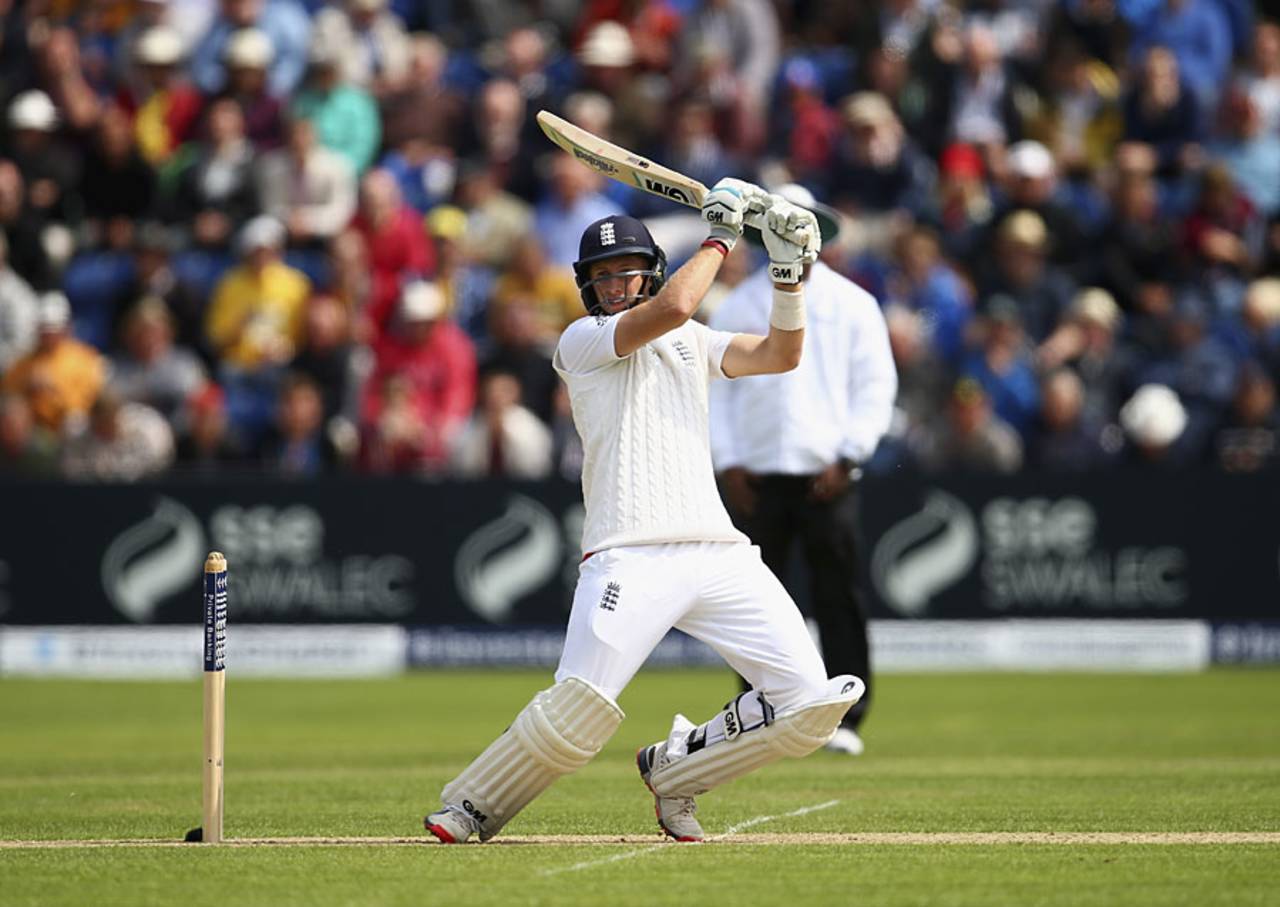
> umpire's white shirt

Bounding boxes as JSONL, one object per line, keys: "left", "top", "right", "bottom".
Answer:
{"left": 709, "top": 262, "right": 897, "bottom": 473}
{"left": 554, "top": 315, "right": 748, "bottom": 554}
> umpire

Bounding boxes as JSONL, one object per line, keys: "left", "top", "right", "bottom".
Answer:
{"left": 709, "top": 185, "right": 897, "bottom": 755}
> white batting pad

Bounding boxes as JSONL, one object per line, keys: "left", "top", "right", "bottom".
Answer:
{"left": 648, "top": 675, "right": 864, "bottom": 798}
{"left": 440, "top": 676, "right": 623, "bottom": 840}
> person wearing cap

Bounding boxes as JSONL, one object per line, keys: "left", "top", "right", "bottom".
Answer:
{"left": 2, "top": 292, "right": 106, "bottom": 434}
{"left": 1117, "top": 383, "right": 1193, "bottom": 468}
{"left": 422, "top": 203, "right": 493, "bottom": 345}
{"left": 215, "top": 27, "right": 285, "bottom": 149}
{"left": 5, "top": 90, "right": 80, "bottom": 227}
{"left": 310, "top": 0, "right": 411, "bottom": 95}
{"left": 975, "top": 208, "right": 1077, "bottom": 343}
{"left": 189, "top": 0, "right": 311, "bottom": 99}
{"left": 119, "top": 25, "right": 203, "bottom": 165}
{"left": 1038, "top": 287, "right": 1136, "bottom": 426}
{"left": 204, "top": 215, "right": 311, "bottom": 371}
{"left": 359, "top": 279, "right": 476, "bottom": 473}
{"left": 985, "top": 140, "right": 1089, "bottom": 278}
{"left": 290, "top": 33, "right": 382, "bottom": 175}
{"left": 709, "top": 185, "right": 896, "bottom": 757}
{"left": 909, "top": 376, "right": 1024, "bottom": 473}
{"left": 829, "top": 90, "right": 934, "bottom": 218}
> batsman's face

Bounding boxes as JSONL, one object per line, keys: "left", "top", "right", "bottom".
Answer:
{"left": 589, "top": 254, "right": 650, "bottom": 314}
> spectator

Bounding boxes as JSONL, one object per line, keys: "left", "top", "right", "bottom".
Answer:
{"left": 987, "top": 140, "right": 1090, "bottom": 278}
{"left": 204, "top": 215, "right": 310, "bottom": 371}
{"left": 361, "top": 280, "right": 475, "bottom": 472}
{"left": 575, "top": 20, "right": 654, "bottom": 153}
{"left": 107, "top": 223, "right": 208, "bottom": 362}
{"left": 532, "top": 153, "right": 616, "bottom": 267}
{"left": 1097, "top": 146, "right": 1183, "bottom": 317}
{"left": 459, "top": 78, "right": 541, "bottom": 202}
{"left": 961, "top": 294, "right": 1040, "bottom": 437}
{"left": 256, "top": 115, "right": 357, "bottom": 249}
{"left": 452, "top": 158, "right": 532, "bottom": 271}
{"left": 215, "top": 28, "right": 286, "bottom": 149}
{"left": 4, "top": 90, "right": 80, "bottom": 229}
{"left": 291, "top": 35, "right": 381, "bottom": 175}
{"left": 1209, "top": 90, "right": 1280, "bottom": 220}
{"left": 109, "top": 297, "right": 207, "bottom": 424}
{"left": 310, "top": 0, "right": 411, "bottom": 96}
{"left": 0, "top": 160, "right": 52, "bottom": 290}
{"left": 288, "top": 292, "right": 358, "bottom": 422}
{"left": 350, "top": 168, "right": 435, "bottom": 338}
{"left": 32, "top": 28, "right": 103, "bottom": 135}
{"left": 1038, "top": 287, "right": 1136, "bottom": 425}
{"left": 2, "top": 292, "right": 105, "bottom": 434}
{"left": 1117, "top": 382, "right": 1194, "bottom": 468}
{"left": 1027, "top": 367, "right": 1114, "bottom": 471}
{"left": 772, "top": 58, "right": 841, "bottom": 187}
{"left": 1181, "top": 164, "right": 1264, "bottom": 311}
{"left": 359, "top": 372, "right": 429, "bottom": 473}
{"left": 424, "top": 204, "right": 494, "bottom": 347}
{"left": 1127, "top": 0, "right": 1232, "bottom": 110}
{"left": 882, "top": 224, "right": 972, "bottom": 364}
{"left": 1024, "top": 38, "right": 1123, "bottom": 174}
{"left": 255, "top": 371, "right": 341, "bottom": 474}
{"left": 909, "top": 377, "right": 1024, "bottom": 473}
{"left": 169, "top": 98, "right": 260, "bottom": 252}
{"left": 481, "top": 295, "right": 558, "bottom": 424}
{"left": 1123, "top": 46, "right": 1204, "bottom": 174}
{"left": 174, "top": 382, "right": 246, "bottom": 471}
{"left": 489, "top": 235, "right": 581, "bottom": 349}
{"left": 918, "top": 141, "right": 995, "bottom": 261}
{"left": 940, "top": 22, "right": 1023, "bottom": 151}
{"left": 1212, "top": 362, "right": 1280, "bottom": 471}
{"left": 876, "top": 305, "right": 954, "bottom": 471}
{"left": 190, "top": 0, "right": 312, "bottom": 99}
{"left": 61, "top": 389, "right": 175, "bottom": 480}
{"left": 379, "top": 34, "right": 461, "bottom": 153}
{"left": 829, "top": 91, "right": 934, "bottom": 219}
{"left": 0, "top": 392, "right": 59, "bottom": 474}
{"left": 449, "top": 368, "right": 552, "bottom": 479}
{"left": 0, "top": 231, "right": 39, "bottom": 372}
{"left": 118, "top": 25, "right": 203, "bottom": 166}
{"left": 974, "top": 209, "right": 1076, "bottom": 343}
{"left": 675, "top": 0, "right": 781, "bottom": 153}
{"left": 77, "top": 105, "right": 158, "bottom": 252}
{"left": 1236, "top": 21, "right": 1280, "bottom": 137}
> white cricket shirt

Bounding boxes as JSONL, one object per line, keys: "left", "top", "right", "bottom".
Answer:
{"left": 554, "top": 315, "right": 749, "bottom": 554}
{"left": 708, "top": 262, "right": 897, "bottom": 473}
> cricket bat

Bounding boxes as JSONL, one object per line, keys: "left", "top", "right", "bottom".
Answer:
{"left": 536, "top": 110, "right": 766, "bottom": 229}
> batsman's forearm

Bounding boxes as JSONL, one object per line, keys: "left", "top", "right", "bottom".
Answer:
{"left": 760, "top": 324, "right": 805, "bottom": 372}
{"left": 652, "top": 246, "right": 724, "bottom": 323}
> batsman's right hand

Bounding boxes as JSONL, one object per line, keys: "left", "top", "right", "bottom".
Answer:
{"left": 762, "top": 197, "right": 819, "bottom": 284}
{"left": 702, "top": 178, "right": 767, "bottom": 251}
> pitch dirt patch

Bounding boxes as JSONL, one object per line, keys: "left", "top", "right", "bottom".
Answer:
{"left": 2, "top": 832, "right": 1278, "bottom": 849}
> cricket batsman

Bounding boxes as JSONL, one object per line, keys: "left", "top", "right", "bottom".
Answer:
{"left": 425, "top": 180, "right": 864, "bottom": 844}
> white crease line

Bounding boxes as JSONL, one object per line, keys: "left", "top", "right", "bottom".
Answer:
{"left": 539, "top": 800, "right": 840, "bottom": 877}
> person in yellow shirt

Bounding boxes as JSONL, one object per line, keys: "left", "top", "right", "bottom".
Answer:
{"left": 2, "top": 292, "right": 106, "bottom": 433}
{"left": 205, "top": 216, "right": 312, "bottom": 371}
{"left": 488, "top": 235, "right": 582, "bottom": 348}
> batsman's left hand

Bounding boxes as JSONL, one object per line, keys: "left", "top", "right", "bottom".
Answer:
{"left": 702, "top": 178, "right": 767, "bottom": 251}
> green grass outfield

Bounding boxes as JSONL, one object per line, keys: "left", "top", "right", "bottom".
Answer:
{"left": 1, "top": 669, "right": 1278, "bottom": 906}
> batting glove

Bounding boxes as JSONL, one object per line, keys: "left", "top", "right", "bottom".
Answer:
{"left": 762, "top": 199, "right": 820, "bottom": 284}
{"left": 701, "top": 178, "right": 766, "bottom": 252}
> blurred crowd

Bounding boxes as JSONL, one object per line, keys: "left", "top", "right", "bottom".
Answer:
{"left": 1, "top": 0, "right": 1279, "bottom": 481}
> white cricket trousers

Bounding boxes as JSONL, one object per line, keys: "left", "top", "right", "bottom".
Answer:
{"left": 554, "top": 541, "right": 830, "bottom": 712}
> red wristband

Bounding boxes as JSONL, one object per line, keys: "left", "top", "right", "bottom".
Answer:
{"left": 701, "top": 238, "right": 730, "bottom": 258}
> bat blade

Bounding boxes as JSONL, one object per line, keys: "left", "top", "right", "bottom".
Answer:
{"left": 536, "top": 110, "right": 708, "bottom": 211}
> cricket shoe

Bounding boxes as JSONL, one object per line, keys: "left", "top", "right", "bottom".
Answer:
{"left": 824, "top": 727, "right": 865, "bottom": 756}
{"left": 424, "top": 804, "right": 482, "bottom": 844}
{"left": 637, "top": 744, "right": 704, "bottom": 842}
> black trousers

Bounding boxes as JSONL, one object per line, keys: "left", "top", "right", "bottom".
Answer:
{"left": 728, "top": 474, "right": 871, "bottom": 731}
